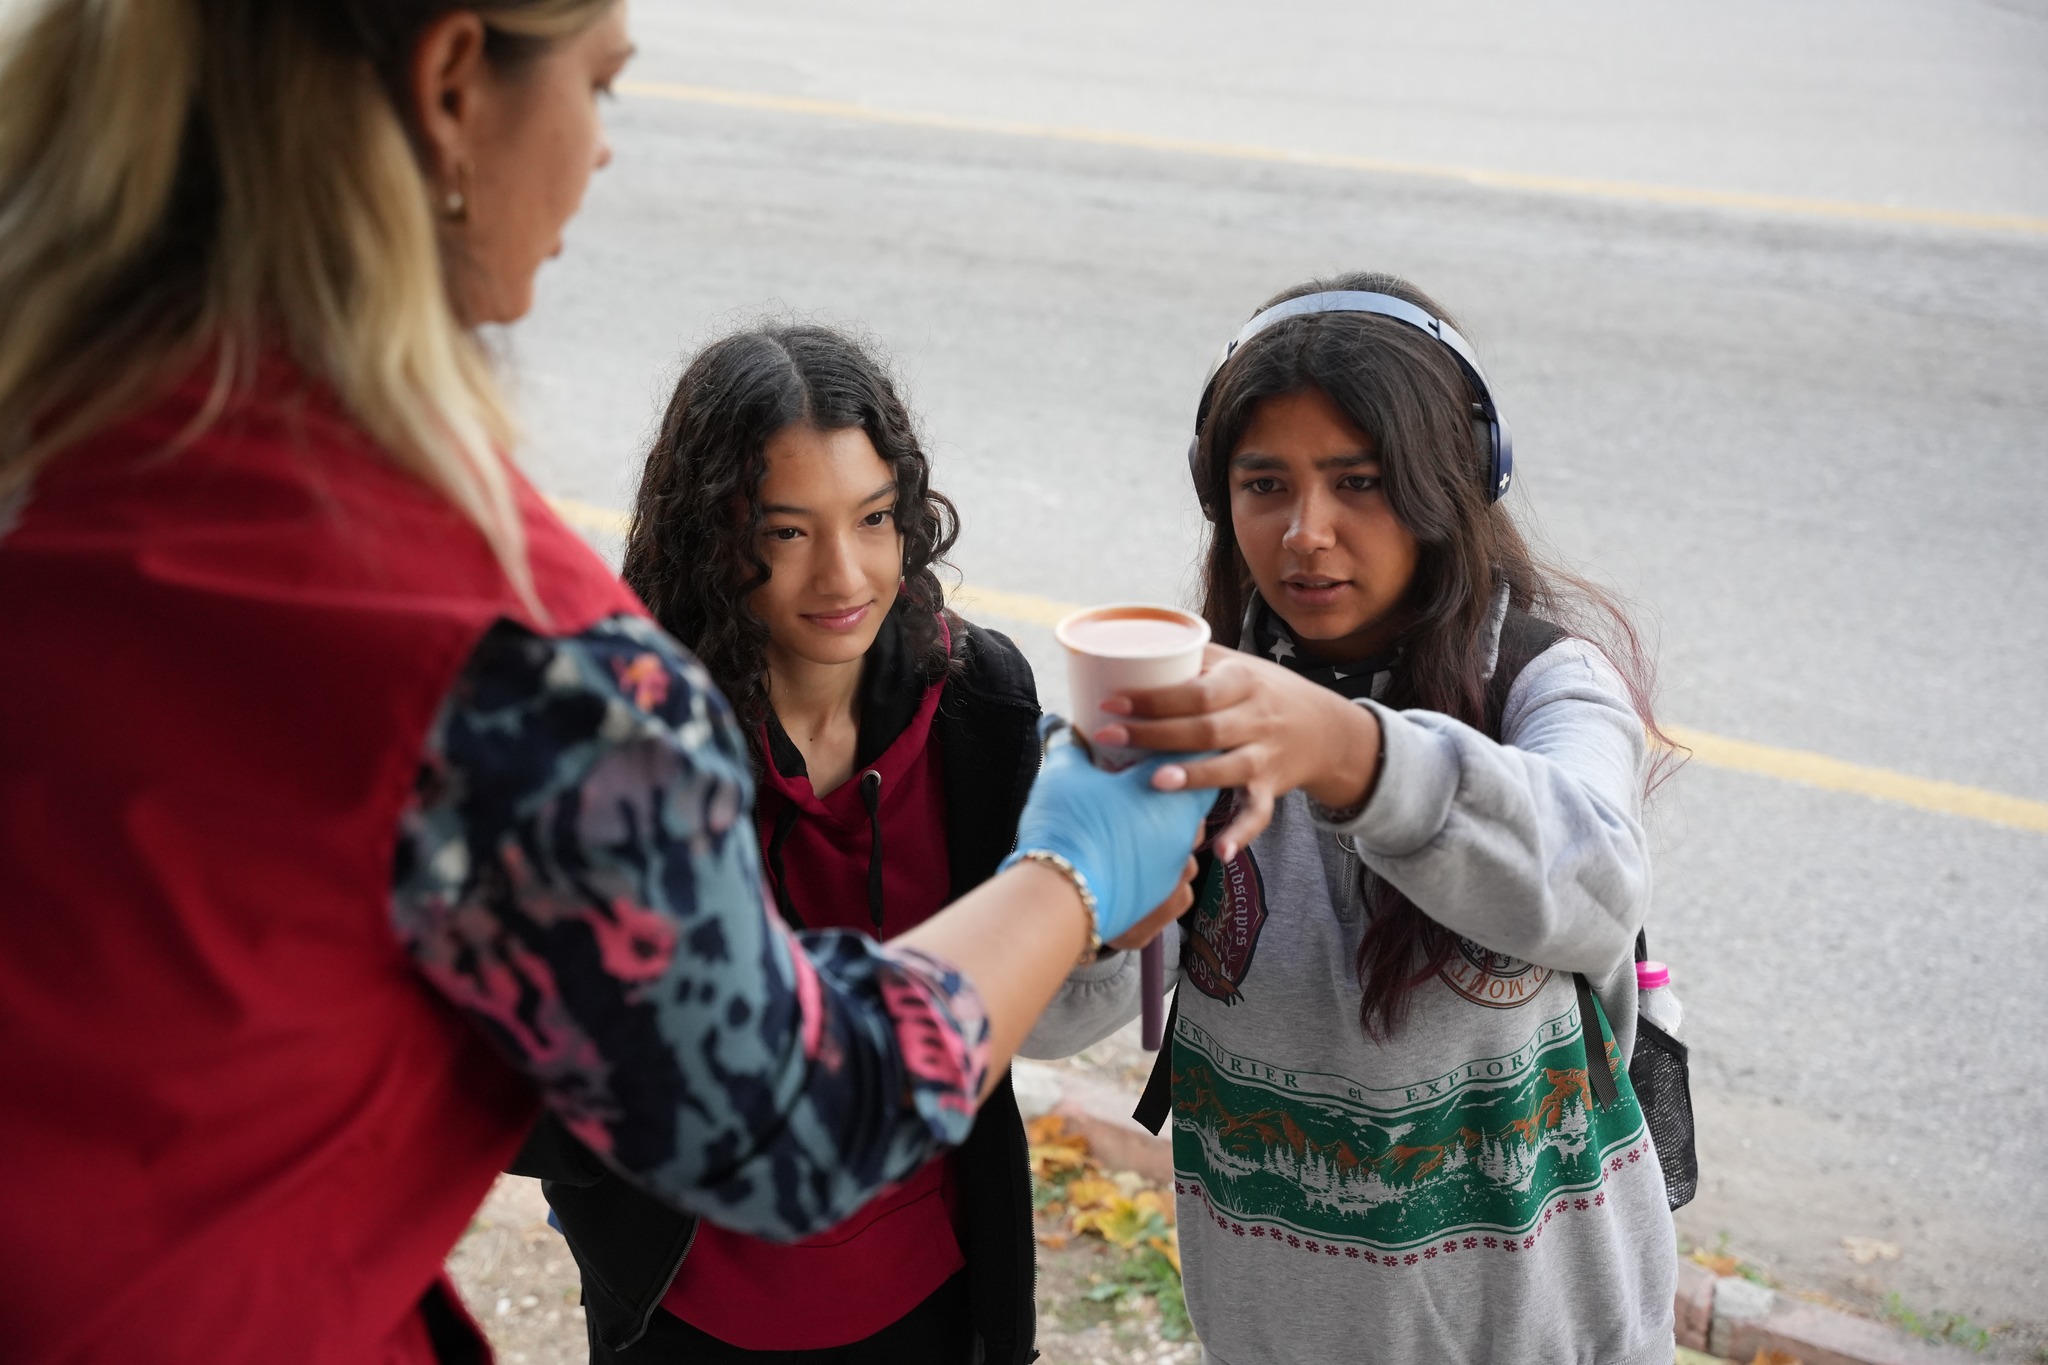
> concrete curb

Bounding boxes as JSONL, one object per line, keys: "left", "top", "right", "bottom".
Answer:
{"left": 1701, "top": 1272, "right": 1982, "bottom": 1365}
{"left": 1011, "top": 1061, "right": 1983, "bottom": 1365}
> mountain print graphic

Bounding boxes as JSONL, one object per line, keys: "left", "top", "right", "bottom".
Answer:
{"left": 1170, "top": 1006, "right": 1644, "bottom": 1250}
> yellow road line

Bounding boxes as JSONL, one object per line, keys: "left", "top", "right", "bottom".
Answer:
{"left": 947, "top": 583, "right": 1073, "bottom": 629}
{"left": 619, "top": 79, "right": 2048, "bottom": 239}
{"left": 545, "top": 503, "right": 2048, "bottom": 836}
{"left": 548, "top": 495, "right": 631, "bottom": 539}
{"left": 1662, "top": 726, "right": 2048, "bottom": 836}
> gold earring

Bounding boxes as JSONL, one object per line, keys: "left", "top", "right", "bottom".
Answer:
{"left": 442, "top": 161, "right": 471, "bottom": 224}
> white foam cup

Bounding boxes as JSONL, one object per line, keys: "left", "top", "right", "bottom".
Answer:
{"left": 1052, "top": 603, "right": 1210, "bottom": 1054}
{"left": 1053, "top": 603, "right": 1211, "bottom": 773}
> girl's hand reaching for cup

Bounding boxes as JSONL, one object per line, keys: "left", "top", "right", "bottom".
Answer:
{"left": 1090, "top": 645, "right": 1385, "bottom": 862}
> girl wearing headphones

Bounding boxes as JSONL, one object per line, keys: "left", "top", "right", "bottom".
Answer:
{"left": 1034, "top": 272, "right": 1678, "bottom": 1364}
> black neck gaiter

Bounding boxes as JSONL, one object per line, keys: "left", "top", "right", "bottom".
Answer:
{"left": 1247, "top": 596, "right": 1401, "bottom": 703}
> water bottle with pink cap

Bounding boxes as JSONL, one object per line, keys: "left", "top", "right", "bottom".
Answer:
{"left": 1636, "top": 958, "right": 1684, "bottom": 1039}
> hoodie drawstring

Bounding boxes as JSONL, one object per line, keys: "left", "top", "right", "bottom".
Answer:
{"left": 858, "top": 769, "right": 884, "bottom": 929}
{"left": 765, "top": 805, "right": 804, "bottom": 927}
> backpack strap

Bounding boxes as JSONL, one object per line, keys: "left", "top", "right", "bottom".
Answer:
{"left": 1572, "top": 972, "right": 1620, "bottom": 1110}
{"left": 1131, "top": 987, "right": 1180, "bottom": 1135}
{"left": 1483, "top": 609, "right": 1568, "bottom": 738}
{"left": 1496, "top": 613, "right": 1626, "bottom": 1109}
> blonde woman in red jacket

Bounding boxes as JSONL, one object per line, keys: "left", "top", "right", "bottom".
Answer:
{"left": 0, "top": 5, "right": 1205, "bottom": 1362}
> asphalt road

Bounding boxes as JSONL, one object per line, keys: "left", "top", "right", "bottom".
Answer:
{"left": 506, "top": 0, "right": 2048, "bottom": 1343}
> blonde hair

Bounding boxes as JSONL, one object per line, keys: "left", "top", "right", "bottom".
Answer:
{"left": 0, "top": 0, "right": 615, "bottom": 607}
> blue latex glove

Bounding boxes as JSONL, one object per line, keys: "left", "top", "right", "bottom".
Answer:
{"left": 1001, "top": 717, "right": 1213, "bottom": 942}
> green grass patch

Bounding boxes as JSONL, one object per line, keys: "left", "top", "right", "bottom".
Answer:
{"left": 1882, "top": 1292, "right": 1991, "bottom": 1352}
{"left": 1085, "top": 1244, "right": 1191, "bottom": 1340}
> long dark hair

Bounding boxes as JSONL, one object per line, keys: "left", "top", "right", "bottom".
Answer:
{"left": 622, "top": 324, "right": 959, "bottom": 761}
{"left": 1192, "top": 271, "right": 1674, "bottom": 1039}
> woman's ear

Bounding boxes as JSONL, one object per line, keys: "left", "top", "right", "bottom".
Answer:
{"left": 409, "top": 11, "right": 491, "bottom": 188}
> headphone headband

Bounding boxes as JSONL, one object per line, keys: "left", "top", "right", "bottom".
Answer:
{"left": 1189, "top": 289, "right": 1514, "bottom": 511}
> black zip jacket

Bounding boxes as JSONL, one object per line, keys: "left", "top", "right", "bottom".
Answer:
{"left": 508, "top": 616, "right": 1043, "bottom": 1362}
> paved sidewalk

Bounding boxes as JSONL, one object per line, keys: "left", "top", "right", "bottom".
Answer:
{"left": 447, "top": 1175, "right": 1204, "bottom": 1364}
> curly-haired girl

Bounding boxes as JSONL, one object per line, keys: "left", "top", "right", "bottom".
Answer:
{"left": 525, "top": 324, "right": 1140, "bottom": 1363}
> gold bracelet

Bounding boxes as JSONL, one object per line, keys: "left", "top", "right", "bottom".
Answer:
{"left": 1016, "top": 849, "right": 1103, "bottom": 966}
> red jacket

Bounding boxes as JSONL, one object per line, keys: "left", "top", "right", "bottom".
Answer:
{"left": 0, "top": 367, "right": 640, "bottom": 1363}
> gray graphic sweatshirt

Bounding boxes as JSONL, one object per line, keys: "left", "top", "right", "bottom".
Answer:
{"left": 1022, "top": 635, "right": 1676, "bottom": 1365}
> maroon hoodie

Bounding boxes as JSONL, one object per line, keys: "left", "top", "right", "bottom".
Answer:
{"left": 754, "top": 665, "right": 951, "bottom": 941}
{"left": 662, "top": 616, "right": 962, "bottom": 1350}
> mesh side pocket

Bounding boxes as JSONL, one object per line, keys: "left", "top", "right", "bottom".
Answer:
{"left": 1629, "top": 1019, "right": 1697, "bottom": 1210}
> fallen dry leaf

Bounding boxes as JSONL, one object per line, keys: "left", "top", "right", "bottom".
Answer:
{"left": 1027, "top": 1113, "right": 1094, "bottom": 1181}
{"left": 1026, "top": 1113, "right": 1072, "bottom": 1145}
{"left": 1030, "top": 1146, "right": 1089, "bottom": 1179}
{"left": 1036, "top": 1231, "right": 1069, "bottom": 1250}
{"left": 1690, "top": 1250, "right": 1743, "bottom": 1277}
{"left": 1131, "top": 1189, "right": 1174, "bottom": 1224}
{"left": 1063, "top": 1177, "right": 1123, "bottom": 1212}
{"left": 1072, "top": 1201, "right": 1152, "bottom": 1248}
{"left": 1840, "top": 1235, "right": 1901, "bottom": 1265}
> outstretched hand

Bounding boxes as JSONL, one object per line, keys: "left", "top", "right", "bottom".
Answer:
{"left": 1005, "top": 719, "right": 1214, "bottom": 944}
{"left": 1089, "top": 644, "right": 1384, "bottom": 862}
{"left": 1108, "top": 853, "right": 1201, "bottom": 952}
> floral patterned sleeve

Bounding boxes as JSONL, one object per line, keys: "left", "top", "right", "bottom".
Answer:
{"left": 391, "top": 614, "right": 990, "bottom": 1240}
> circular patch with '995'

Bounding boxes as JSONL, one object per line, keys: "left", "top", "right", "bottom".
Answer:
{"left": 1437, "top": 937, "right": 1553, "bottom": 1009}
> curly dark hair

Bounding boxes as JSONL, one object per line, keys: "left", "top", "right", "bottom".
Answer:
{"left": 622, "top": 325, "right": 959, "bottom": 762}
{"left": 1192, "top": 271, "right": 1676, "bottom": 1040}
